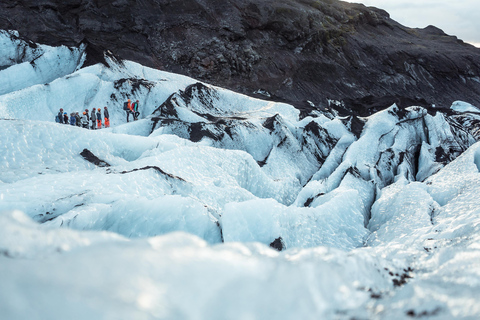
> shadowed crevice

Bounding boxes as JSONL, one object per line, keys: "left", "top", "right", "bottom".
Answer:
{"left": 118, "top": 166, "right": 186, "bottom": 182}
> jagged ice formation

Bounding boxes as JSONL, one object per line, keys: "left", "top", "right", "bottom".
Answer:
{"left": 1, "top": 30, "right": 480, "bottom": 319}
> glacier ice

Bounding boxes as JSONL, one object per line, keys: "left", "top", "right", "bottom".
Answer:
{"left": 1, "top": 33, "right": 480, "bottom": 319}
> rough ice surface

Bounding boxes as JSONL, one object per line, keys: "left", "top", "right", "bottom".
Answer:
{"left": 1, "top": 31, "right": 480, "bottom": 319}
{"left": 451, "top": 100, "right": 480, "bottom": 113}
{"left": 0, "top": 30, "right": 86, "bottom": 96}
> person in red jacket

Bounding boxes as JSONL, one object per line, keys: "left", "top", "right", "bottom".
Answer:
{"left": 126, "top": 99, "right": 132, "bottom": 122}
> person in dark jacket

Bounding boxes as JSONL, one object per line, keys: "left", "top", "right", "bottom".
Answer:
{"left": 85, "top": 109, "right": 90, "bottom": 122}
{"left": 63, "top": 112, "right": 68, "bottom": 124}
{"left": 75, "top": 112, "right": 81, "bottom": 127}
{"left": 90, "top": 109, "right": 96, "bottom": 130}
{"left": 69, "top": 112, "right": 76, "bottom": 126}
{"left": 57, "top": 108, "right": 64, "bottom": 123}
{"left": 96, "top": 108, "right": 102, "bottom": 129}
{"left": 132, "top": 100, "right": 140, "bottom": 120}
{"left": 104, "top": 106, "right": 110, "bottom": 128}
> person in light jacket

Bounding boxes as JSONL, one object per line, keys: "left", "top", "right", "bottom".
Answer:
{"left": 75, "top": 112, "right": 81, "bottom": 127}
{"left": 81, "top": 111, "right": 89, "bottom": 128}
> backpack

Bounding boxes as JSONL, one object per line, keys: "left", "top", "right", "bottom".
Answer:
{"left": 55, "top": 115, "right": 60, "bottom": 123}
{"left": 123, "top": 102, "right": 129, "bottom": 110}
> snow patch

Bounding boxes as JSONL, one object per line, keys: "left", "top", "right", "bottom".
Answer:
{"left": 451, "top": 100, "right": 480, "bottom": 113}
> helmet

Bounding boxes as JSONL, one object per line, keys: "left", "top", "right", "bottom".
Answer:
{"left": 85, "top": 109, "right": 88, "bottom": 111}
{"left": 104, "top": 106, "right": 107, "bottom": 109}
{"left": 136, "top": 100, "right": 139, "bottom": 102}
{"left": 60, "top": 108, "right": 63, "bottom": 111}
{"left": 98, "top": 108, "right": 101, "bottom": 111}
{"left": 64, "top": 112, "right": 67, "bottom": 115}
{"left": 128, "top": 99, "right": 131, "bottom": 101}
{"left": 83, "top": 112, "right": 86, "bottom": 115}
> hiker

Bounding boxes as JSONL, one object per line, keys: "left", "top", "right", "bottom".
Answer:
{"left": 124, "top": 99, "right": 132, "bottom": 122}
{"left": 63, "top": 112, "right": 68, "bottom": 124}
{"left": 90, "top": 108, "right": 96, "bottom": 130}
{"left": 85, "top": 109, "right": 90, "bottom": 123}
{"left": 56, "top": 108, "right": 64, "bottom": 123}
{"left": 75, "top": 112, "right": 81, "bottom": 127}
{"left": 104, "top": 106, "right": 110, "bottom": 128}
{"left": 96, "top": 108, "right": 102, "bottom": 129}
{"left": 69, "top": 112, "right": 76, "bottom": 126}
{"left": 81, "top": 111, "right": 89, "bottom": 128}
{"left": 132, "top": 100, "right": 140, "bottom": 120}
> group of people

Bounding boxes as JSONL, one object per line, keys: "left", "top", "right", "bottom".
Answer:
{"left": 124, "top": 99, "right": 140, "bottom": 122}
{"left": 55, "top": 99, "right": 141, "bottom": 128}
{"left": 55, "top": 107, "right": 110, "bottom": 129}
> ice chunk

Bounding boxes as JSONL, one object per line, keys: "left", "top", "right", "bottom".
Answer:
{"left": 222, "top": 180, "right": 371, "bottom": 251}
{"left": 451, "top": 100, "right": 480, "bottom": 113}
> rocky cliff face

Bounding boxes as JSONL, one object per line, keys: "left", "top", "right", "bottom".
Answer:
{"left": 1, "top": 0, "right": 480, "bottom": 114}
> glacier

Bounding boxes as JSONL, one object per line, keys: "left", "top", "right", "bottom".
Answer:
{"left": 1, "top": 30, "right": 480, "bottom": 319}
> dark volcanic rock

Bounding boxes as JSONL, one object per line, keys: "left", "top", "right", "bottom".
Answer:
{"left": 80, "top": 148, "right": 110, "bottom": 167}
{"left": 270, "top": 237, "right": 285, "bottom": 251}
{"left": 1, "top": 0, "right": 480, "bottom": 113}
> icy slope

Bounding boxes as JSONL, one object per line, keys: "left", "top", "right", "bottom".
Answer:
{"left": 0, "top": 31, "right": 196, "bottom": 125}
{"left": 1, "top": 35, "right": 480, "bottom": 319}
{"left": 362, "top": 142, "right": 480, "bottom": 319}
{"left": 3, "top": 90, "right": 474, "bottom": 250}
{"left": 0, "top": 30, "right": 86, "bottom": 96}
{"left": 1, "top": 142, "right": 480, "bottom": 319}
{"left": 0, "top": 212, "right": 392, "bottom": 320}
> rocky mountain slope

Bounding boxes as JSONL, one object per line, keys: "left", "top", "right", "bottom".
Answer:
{"left": 1, "top": 0, "right": 480, "bottom": 113}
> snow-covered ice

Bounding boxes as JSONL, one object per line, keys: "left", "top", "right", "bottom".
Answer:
{"left": 451, "top": 100, "right": 480, "bottom": 113}
{"left": 1, "top": 31, "right": 480, "bottom": 319}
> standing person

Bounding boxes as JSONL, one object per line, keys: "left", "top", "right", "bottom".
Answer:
{"left": 96, "top": 108, "right": 102, "bottom": 129}
{"left": 57, "top": 108, "right": 64, "bottom": 123}
{"left": 103, "top": 106, "right": 110, "bottom": 128}
{"left": 90, "top": 108, "right": 96, "bottom": 130}
{"left": 81, "top": 111, "right": 89, "bottom": 128}
{"left": 85, "top": 109, "right": 90, "bottom": 123}
{"left": 75, "top": 112, "right": 81, "bottom": 127}
{"left": 125, "top": 99, "right": 132, "bottom": 122}
{"left": 69, "top": 112, "right": 76, "bottom": 126}
{"left": 132, "top": 100, "right": 140, "bottom": 120}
